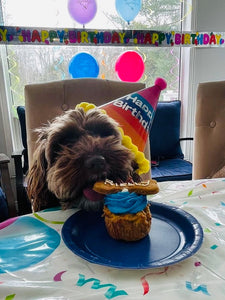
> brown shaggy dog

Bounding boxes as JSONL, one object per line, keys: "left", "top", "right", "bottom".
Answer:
{"left": 26, "top": 107, "right": 141, "bottom": 212}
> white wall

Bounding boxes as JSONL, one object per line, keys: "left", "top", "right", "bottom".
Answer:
{"left": 181, "top": 0, "right": 225, "bottom": 162}
{"left": 196, "top": 0, "right": 225, "bottom": 31}
{"left": 194, "top": 0, "right": 225, "bottom": 82}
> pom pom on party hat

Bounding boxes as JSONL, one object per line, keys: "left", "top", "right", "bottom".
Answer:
{"left": 99, "top": 77, "right": 167, "bottom": 152}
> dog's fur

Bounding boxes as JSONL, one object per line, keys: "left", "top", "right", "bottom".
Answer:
{"left": 26, "top": 107, "right": 141, "bottom": 212}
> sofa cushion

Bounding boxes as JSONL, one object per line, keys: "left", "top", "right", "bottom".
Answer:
{"left": 151, "top": 158, "right": 192, "bottom": 182}
{"left": 150, "top": 100, "right": 184, "bottom": 161}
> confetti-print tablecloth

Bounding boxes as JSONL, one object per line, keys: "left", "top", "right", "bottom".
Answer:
{"left": 1, "top": 178, "right": 225, "bottom": 300}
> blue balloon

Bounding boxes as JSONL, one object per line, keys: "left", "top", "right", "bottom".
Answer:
{"left": 116, "top": 0, "right": 141, "bottom": 24}
{"left": 68, "top": 52, "right": 99, "bottom": 78}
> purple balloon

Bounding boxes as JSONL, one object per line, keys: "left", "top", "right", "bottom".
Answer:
{"left": 68, "top": 0, "right": 97, "bottom": 25}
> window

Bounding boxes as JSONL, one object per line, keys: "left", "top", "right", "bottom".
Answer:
{"left": 0, "top": 0, "right": 183, "bottom": 151}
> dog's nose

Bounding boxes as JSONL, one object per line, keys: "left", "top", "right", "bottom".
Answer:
{"left": 85, "top": 155, "right": 106, "bottom": 171}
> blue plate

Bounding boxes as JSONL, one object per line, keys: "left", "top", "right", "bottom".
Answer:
{"left": 62, "top": 202, "right": 203, "bottom": 269}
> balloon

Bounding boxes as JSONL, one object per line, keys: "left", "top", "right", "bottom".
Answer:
{"left": 115, "top": 0, "right": 141, "bottom": 24}
{"left": 115, "top": 51, "right": 145, "bottom": 82}
{"left": 68, "top": 0, "right": 97, "bottom": 25}
{"left": 68, "top": 52, "right": 99, "bottom": 78}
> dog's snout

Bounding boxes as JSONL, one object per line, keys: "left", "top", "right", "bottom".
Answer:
{"left": 85, "top": 155, "right": 106, "bottom": 171}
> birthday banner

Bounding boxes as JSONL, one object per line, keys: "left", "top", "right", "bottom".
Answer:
{"left": 0, "top": 26, "right": 224, "bottom": 47}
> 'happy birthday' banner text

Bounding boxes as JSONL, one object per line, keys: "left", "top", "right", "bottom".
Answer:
{"left": 0, "top": 26, "right": 224, "bottom": 47}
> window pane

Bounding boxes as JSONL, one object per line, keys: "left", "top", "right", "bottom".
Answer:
{"left": 2, "top": 0, "right": 181, "bottom": 30}
{"left": 7, "top": 44, "right": 180, "bottom": 107}
{"left": 2, "top": 0, "right": 182, "bottom": 116}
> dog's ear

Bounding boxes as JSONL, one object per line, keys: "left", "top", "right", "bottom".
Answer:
{"left": 26, "top": 139, "right": 57, "bottom": 211}
{"left": 45, "top": 109, "right": 85, "bottom": 165}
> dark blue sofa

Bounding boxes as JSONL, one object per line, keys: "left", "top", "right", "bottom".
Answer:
{"left": 150, "top": 100, "right": 192, "bottom": 181}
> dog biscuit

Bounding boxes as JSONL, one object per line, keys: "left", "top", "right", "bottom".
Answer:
{"left": 93, "top": 179, "right": 123, "bottom": 194}
{"left": 126, "top": 179, "right": 159, "bottom": 195}
{"left": 93, "top": 179, "right": 159, "bottom": 195}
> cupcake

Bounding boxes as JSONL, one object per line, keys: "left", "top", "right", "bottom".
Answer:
{"left": 103, "top": 191, "right": 152, "bottom": 242}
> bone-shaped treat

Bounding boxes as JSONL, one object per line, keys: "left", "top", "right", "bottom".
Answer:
{"left": 93, "top": 179, "right": 159, "bottom": 195}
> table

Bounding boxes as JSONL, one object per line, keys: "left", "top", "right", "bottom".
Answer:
{"left": 1, "top": 178, "right": 225, "bottom": 299}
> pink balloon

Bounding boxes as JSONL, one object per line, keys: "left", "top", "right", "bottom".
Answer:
{"left": 68, "top": 0, "right": 97, "bottom": 25}
{"left": 115, "top": 51, "right": 145, "bottom": 82}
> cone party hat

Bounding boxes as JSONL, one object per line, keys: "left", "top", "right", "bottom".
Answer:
{"left": 76, "top": 77, "right": 167, "bottom": 175}
{"left": 99, "top": 77, "right": 167, "bottom": 153}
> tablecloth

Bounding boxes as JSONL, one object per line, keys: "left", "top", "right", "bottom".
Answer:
{"left": 1, "top": 178, "right": 225, "bottom": 300}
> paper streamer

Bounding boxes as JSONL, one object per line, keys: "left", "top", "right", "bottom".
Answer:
{"left": 76, "top": 274, "right": 128, "bottom": 299}
{"left": 169, "top": 48, "right": 179, "bottom": 90}
{"left": 33, "top": 212, "right": 65, "bottom": 224}
{"left": 141, "top": 267, "right": 169, "bottom": 295}
{"left": 53, "top": 47, "right": 66, "bottom": 80}
{"left": 186, "top": 281, "right": 210, "bottom": 296}
{"left": 54, "top": 271, "right": 67, "bottom": 281}
{"left": 5, "top": 295, "right": 16, "bottom": 300}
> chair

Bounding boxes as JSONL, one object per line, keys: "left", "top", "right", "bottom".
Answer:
{"left": 13, "top": 78, "right": 147, "bottom": 214}
{"left": 193, "top": 80, "right": 225, "bottom": 179}
{"left": 150, "top": 100, "right": 193, "bottom": 181}
{"left": 14, "top": 80, "right": 193, "bottom": 214}
{"left": 0, "top": 153, "right": 17, "bottom": 220}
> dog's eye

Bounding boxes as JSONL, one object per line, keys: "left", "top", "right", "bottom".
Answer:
{"left": 85, "top": 110, "right": 120, "bottom": 138}
{"left": 88, "top": 124, "right": 119, "bottom": 138}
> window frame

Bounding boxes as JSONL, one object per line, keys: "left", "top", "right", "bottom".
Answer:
{"left": 0, "top": 0, "right": 190, "bottom": 176}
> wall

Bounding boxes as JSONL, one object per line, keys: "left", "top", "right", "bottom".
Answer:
{"left": 181, "top": 0, "right": 225, "bottom": 162}
{"left": 194, "top": 0, "right": 225, "bottom": 82}
{"left": 196, "top": 0, "right": 225, "bottom": 31}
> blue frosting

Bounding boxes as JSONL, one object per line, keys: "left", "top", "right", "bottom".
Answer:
{"left": 104, "top": 191, "right": 147, "bottom": 214}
